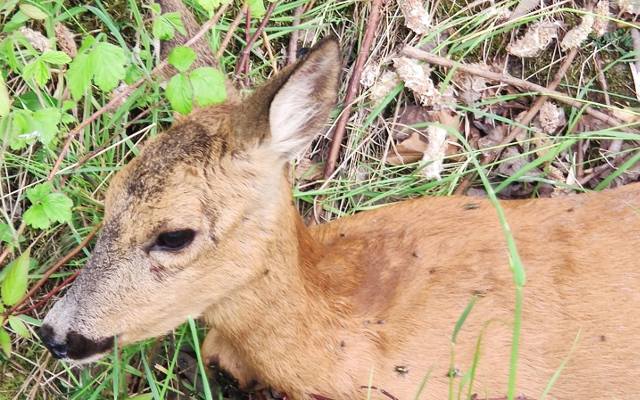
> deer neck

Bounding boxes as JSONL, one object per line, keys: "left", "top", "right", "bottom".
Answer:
{"left": 203, "top": 183, "right": 350, "bottom": 367}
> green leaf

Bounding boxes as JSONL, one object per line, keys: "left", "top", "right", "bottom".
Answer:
{"left": 18, "top": 3, "right": 48, "bottom": 20}
{"left": 165, "top": 73, "right": 193, "bottom": 115}
{"left": 148, "top": 2, "right": 161, "bottom": 14}
{"left": 22, "top": 59, "right": 50, "bottom": 87}
{"left": 189, "top": 67, "right": 227, "bottom": 107}
{"left": 0, "top": 74, "right": 10, "bottom": 117}
{"left": 41, "top": 50, "right": 71, "bottom": 65}
{"left": 90, "top": 42, "right": 126, "bottom": 92}
{"left": 247, "top": 0, "right": 266, "bottom": 18}
{"left": 8, "top": 316, "right": 30, "bottom": 338}
{"left": 0, "top": 223, "right": 14, "bottom": 245}
{"left": 1, "top": 249, "right": 30, "bottom": 306}
{"left": 197, "top": 0, "right": 224, "bottom": 13}
{"left": 168, "top": 46, "right": 196, "bottom": 72}
{"left": 66, "top": 51, "right": 94, "bottom": 100}
{"left": 165, "top": 12, "right": 186, "bottom": 36}
{"left": 24, "top": 183, "right": 72, "bottom": 229}
{"left": 0, "top": 328, "right": 11, "bottom": 357}
{"left": 30, "top": 107, "right": 61, "bottom": 146}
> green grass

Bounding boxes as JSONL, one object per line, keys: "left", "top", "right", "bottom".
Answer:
{"left": 1, "top": 0, "right": 639, "bottom": 398}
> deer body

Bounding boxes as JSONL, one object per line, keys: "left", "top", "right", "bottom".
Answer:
{"left": 39, "top": 36, "right": 640, "bottom": 399}
{"left": 201, "top": 181, "right": 640, "bottom": 399}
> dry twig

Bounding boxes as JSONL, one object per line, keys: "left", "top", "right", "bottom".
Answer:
{"left": 324, "top": 0, "right": 385, "bottom": 179}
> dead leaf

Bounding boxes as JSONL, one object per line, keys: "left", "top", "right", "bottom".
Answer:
{"left": 421, "top": 110, "right": 459, "bottom": 180}
{"left": 397, "top": 0, "right": 431, "bottom": 35}
{"left": 394, "top": 57, "right": 438, "bottom": 106}
{"left": 388, "top": 133, "right": 428, "bottom": 165}
{"left": 455, "top": 65, "right": 489, "bottom": 104}
{"left": 538, "top": 101, "right": 566, "bottom": 133}
{"left": 370, "top": 71, "right": 401, "bottom": 104}
{"left": 392, "top": 105, "right": 431, "bottom": 141}
{"left": 507, "top": 21, "right": 560, "bottom": 58}
{"left": 561, "top": 13, "right": 594, "bottom": 51}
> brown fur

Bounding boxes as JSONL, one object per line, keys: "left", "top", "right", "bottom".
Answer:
{"left": 42, "top": 33, "right": 640, "bottom": 399}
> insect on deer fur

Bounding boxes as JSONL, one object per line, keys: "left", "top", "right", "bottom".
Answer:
{"left": 39, "top": 32, "right": 640, "bottom": 400}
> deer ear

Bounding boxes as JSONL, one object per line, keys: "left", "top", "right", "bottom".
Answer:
{"left": 267, "top": 37, "right": 341, "bottom": 157}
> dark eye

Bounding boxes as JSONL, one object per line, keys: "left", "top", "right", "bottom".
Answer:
{"left": 154, "top": 229, "right": 195, "bottom": 251}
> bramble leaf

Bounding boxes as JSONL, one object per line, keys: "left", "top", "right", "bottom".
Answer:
{"left": 23, "top": 59, "right": 50, "bottom": 87}
{"left": 41, "top": 50, "right": 71, "bottom": 65}
{"left": 1, "top": 249, "right": 30, "bottom": 306}
{"left": 190, "top": 67, "right": 226, "bottom": 107}
{"left": 247, "top": 0, "right": 266, "bottom": 18}
{"left": 0, "top": 74, "right": 10, "bottom": 117}
{"left": 168, "top": 46, "right": 196, "bottom": 72}
{"left": 66, "top": 52, "right": 94, "bottom": 100}
{"left": 8, "top": 316, "right": 30, "bottom": 338}
{"left": 23, "top": 183, "right": 72, "bottom": 229}
{"left": 0, "top": 327, "right": 10, "bottom": 357}
{"left": 90, "top": 42, "right": 126, "bottom": 92}
{"left": 166, "top": 73, "right": 193, "bottom": 115}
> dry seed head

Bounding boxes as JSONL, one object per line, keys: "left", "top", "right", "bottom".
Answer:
{"left": 370, "top": 70, "right": 401, "bottom": 104}
{"left": 507, "top": 21, "right": 560, "bottom": 58}
{"left": 538, "top": 102, "right": 565, "bottom": 134}
{"left": 561, "top": 14, "right": 594, "bottom": 51}
{"left": 360, "top": 63, "right": 381, "bottom": 88}
{"left": 618, "top": 0, "right": 640, "bottom": 14}
{"left": 454, "top": 64, "right": 489, "bottom": 104}
{"left": 55, "top": 23, "right": 77, "bottom": 58}
{"left": 397, "top": 0, "right": 431, "bottom": 35}
{"left": 593, "top": 0, "right": 611, "bottom": 37}
{"left": 19, "top": 27, "right": 50, "bottom": 53}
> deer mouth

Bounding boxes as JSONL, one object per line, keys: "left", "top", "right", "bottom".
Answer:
{"left": 39, "top": 324, "right": 115, "bottom": 363}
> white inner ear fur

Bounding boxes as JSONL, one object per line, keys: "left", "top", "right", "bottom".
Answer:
{"left": 269, "top": 65, "right": 322, "bottom": 157}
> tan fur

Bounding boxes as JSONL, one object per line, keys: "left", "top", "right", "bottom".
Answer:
{"left": 42, "top": 36, "right": 640, "bottom": 399}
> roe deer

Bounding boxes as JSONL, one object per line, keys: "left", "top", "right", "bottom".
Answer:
{"left": 38, "top": 37, "right": 640, "bottom": 399}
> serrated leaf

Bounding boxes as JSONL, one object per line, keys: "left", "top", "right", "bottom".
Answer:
{"left": 19, "top": 3, "right": 48, "bottom": 20}
{"left": 41, "top": 50, "right": 71, "bottom": 65}
{"left": 8, "top": 110, "right": 31, "bottom": 150}
{"left": 166, "top": 73, "right": 193, "bottom": 115}
{"left": 90, "top": 42, "right": 126, "bottom": 92}
{"left": 23, "top": 59, "right": 50, "bottom": 87}
{"left": 42, "top": 193, "right": 73, "bottom": 224}
{"left": 0, "top": 223, "right": 14, "bottom": 244}
{"left": 189, "top": 67, "right": 227, "bottom": 107}
{"left": 8, "top": 316, "right": 30, "bottom": 338}
{"left": 165, "top": 12, "right": 186, "bottom": 36}
{"left": 168, "top": 46, "right": 196, "bottom": 72}
{"left": 24, "top": 183, "right": 72, "bottom": 229}
{"left": 30, "top": 107, "right": 61, "bottom": 146}
{"left": 149, "top": 2, "right": 161, "bottom": 14}
{"left": 26, "top": 182, "right": 52, "bottom": 203}
{"left": 153, "top": 15, "right": 174, "bottom": 40}
{"left": 247, "top": 0, "right": 266, "bottom": 18}
{"left": 66, "top": 51, "right": 94, "bottom": 100}
{"left": 0, "top": 74, "right": 10, "bottom": 117}
{"left": 197, "top": 0, "right": 224, "bottom": 12}
{"left": 1, "top": 249, "right": 30, "bottom": 306}
{"left": 0, "top": 328, "right": 10, "bottom": 357}
{"left": 23, "top": 204, "right": 49, "bottom": 229}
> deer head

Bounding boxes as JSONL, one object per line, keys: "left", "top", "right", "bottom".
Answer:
{"left": 39, "top": 38, "right": 341, "bottom": 362}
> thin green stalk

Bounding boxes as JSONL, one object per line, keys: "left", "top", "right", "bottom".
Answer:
{"left": 188, "top": 317, "right": 213, "bottom": 400}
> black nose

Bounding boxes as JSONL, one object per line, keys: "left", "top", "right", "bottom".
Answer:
{"left": 38, "top": 325, "right": 114, "bottom": 360}
{"left": 38, "top": 324, "right": 68, "bottom": 359}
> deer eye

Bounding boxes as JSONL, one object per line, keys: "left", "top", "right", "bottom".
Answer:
{"left": 153, "top": 229, "right": 195, "bottom": 251}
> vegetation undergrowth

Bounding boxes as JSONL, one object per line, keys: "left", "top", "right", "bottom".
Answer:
{"left": 1, "top": 0, "right": 639, "bottom": 399}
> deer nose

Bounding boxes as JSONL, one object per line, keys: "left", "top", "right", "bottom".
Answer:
{"left": 38, "top": 324, "right": 68, "bottom": 359}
